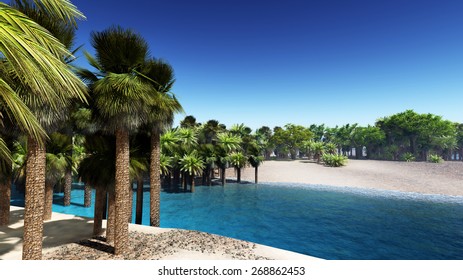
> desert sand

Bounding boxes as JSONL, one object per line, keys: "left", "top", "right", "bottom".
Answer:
{"left": 236, "top": 159, "right": 463, "bottom": 196}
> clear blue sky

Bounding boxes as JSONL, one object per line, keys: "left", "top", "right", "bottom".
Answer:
{"left": 71, "top": 0, "right": 463, "bottom": 130}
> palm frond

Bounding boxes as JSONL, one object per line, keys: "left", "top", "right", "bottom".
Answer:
{"left": 0, "top": 4, "right": 88, "bottom": 108}
{"left": 0, "top": 78, "right": 46, "bottom": 141}
{"left": 31, "top": 0, "right": 86, "bottom": 26}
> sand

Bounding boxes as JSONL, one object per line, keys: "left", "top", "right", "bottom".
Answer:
{"left": 235, "top": 159, "right": 463, "bottom": 196}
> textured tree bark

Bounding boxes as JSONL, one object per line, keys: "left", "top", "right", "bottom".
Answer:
{"left": 84, "top": 184, "right": 92, "bottom": 207}
{"left": 135, "top": 177, "right": 143, "bottom": 225}
{"left": 106, "top": 190, "right": 116, "bottom": 245}
{"left": 93, "top": 186, "right": 105, "bottom": 236}
{"left": 22, "top": 136, "right": 46, "bottom": 260}
{"left": 114, "top": 128, "right": 129, "bottom": 255}
{"left": 0, "top": 173, "right": 11, "bottom": 226}
{"left": 43, "top": 182, "right": 53, "bottom": 220}
{"left": 63, "top": 167, "right": 72, "bottom": 206}
{"left": 127, "top": 182, "right": 133, "bottom": 223}
{"left": 149, "top": 130, "right": 161, "bottom": 227}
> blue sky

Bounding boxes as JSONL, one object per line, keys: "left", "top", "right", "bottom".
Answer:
{"left": 71, "top": 0, "right": 463, "bottom": 130}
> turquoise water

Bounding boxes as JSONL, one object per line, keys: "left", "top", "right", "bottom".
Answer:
{"left": 11, "top": 183, "right": 463, "bottom": 259}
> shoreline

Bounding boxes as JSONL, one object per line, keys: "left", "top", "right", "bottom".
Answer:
{"left": 233, "top": 159, "right": 463, "bottom": 197}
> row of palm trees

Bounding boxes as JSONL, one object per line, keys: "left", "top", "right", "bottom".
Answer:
{"left": 157, "top": 121, "right": 265, "bottom": 191}
{"left": 0, "top": 0, "right": 182, "bottom": 259}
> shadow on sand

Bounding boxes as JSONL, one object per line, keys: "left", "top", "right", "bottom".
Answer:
{"left": 0, "top": 207, "right": 93, "bottom": 259}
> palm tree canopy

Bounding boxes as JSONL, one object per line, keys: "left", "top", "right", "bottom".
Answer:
{"left": 0, "top": 1, "right": 87, "bottom": 144}
{"left": 91, "top": 26, "right": 148, "bottom": 74}
{"left": 179, "top": 151, "right": 204, "bottom": 176}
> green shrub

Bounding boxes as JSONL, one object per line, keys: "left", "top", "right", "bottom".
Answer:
{"left": 401, "top": 152, "right": 416, "bottom": 162}
{"left": 428, "top": 154, "right": 443, "bottom": 163}
{"left": 322, "top": 154, "right": 348, "bottom": 167}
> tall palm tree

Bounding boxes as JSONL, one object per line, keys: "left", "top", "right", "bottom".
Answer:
{"left": 88, "top": 26, "right": 153, "bottom": 255}
{"left": 141, "top": 59, "right": 182, "bottom": 227}
{"left": 1, "top": 0, "right": 86, "bottom": 260}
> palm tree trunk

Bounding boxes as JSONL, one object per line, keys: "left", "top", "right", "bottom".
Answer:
{"left": 43, "top": 182, "right": 53, "bottom": 220}
{"left": 221, "top": 167, "right": 226, "bottom": 186}
{"left": 135, "top": 177, "right": 143, "bottom": 225}
{"left": 190, "top": 175, "right": 195, "bottom": 192}
{"left": 106, "top": 190, "right": 115, "bottom": 245}
{"left": 84, "top": 184, "right": 92, "bottom": 207}
{"left": 183, "top": 172, "right": 188, "bottom": 191}
{"left": 63, "top": 167, "right": 72, "bottom": 206}
{"left": 237, "top": 168, "right": 241, "bottom": 183}
{"left": 22, "top": 136, "right": 46, "bottom": 260}
{"left": 114, "top": 128, "right": 130, "bottom": 255}
{"left": 149, "top": 130, "right": 161, "bottom": 227}
{"left": 0, "top": 173, "right": 11, "bottom": 226}
{"left": 208, "top": 168, "right": 213, "bottom": 186}
{"left": 93, "top": 186, "right": 105, "bottom": 236}
{"left": 127, "top": 181, "right": 133, "bottom": 223}
{"left": 255, "top": 166, "right": 259, "bottom": 184}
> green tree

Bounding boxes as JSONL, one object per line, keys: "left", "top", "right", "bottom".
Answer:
{"left": 179, "top": 151, "right": 204, "bottom": 192}
{"left": 0, "top": 0, "right": 87, "bottom": 260}
{"left": 229, "top": 151, "right": 247, "bottom": 183}
{"left": 88, "top": 26, "right": 153, "bottom": 255}
{"left": 141, "top": 58, "right": 182, "bottom": 227}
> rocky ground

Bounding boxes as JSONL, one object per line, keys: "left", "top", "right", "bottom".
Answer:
{"left": 43, "top": 229, "right": 271, "bottom": 260}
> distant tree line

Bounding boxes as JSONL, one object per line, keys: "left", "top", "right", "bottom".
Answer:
{"left": 254, "top": 109, "right": 461, "bottom": 162}
{"left": 175, "top": 110, "right": 462, "bottom": 165}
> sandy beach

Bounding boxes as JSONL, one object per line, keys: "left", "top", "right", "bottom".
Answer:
{"left": 2, "top": 159, "right": 462, "bottom": 260}
{"left": 235, "top": 159, "right": 463, "bottom": 196}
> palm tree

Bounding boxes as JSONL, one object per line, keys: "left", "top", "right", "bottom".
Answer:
{"left": 1, "top": 1, "right": 87, "bottom": 260}
{"left": 312, "top": 142, "right": 325, "bottom": 163}
{"left": 43, "top": 132, "right": 72, "bottom": 220}
{"left": 141, "top": 59, "right": 182, "bottom": 227}
{"left": 229, "top": 152, "right": 247, "bottom": 183}
{"left": 216, "top": 132, "right": 241, "bottom": 186}
{"left": 88, "top": 26, "right": 153, "bottom": 255}
{"left": 78, "top": 134, "right": 115, "bottom": 237}
{"left": 247, "top": 142, "right": 264, "bottom": 184}
{"left": 179, "top": 151, "right": 204, "bottom": 192}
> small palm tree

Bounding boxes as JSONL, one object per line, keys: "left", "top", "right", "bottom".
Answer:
{"left": 44, "top": 132, "right": 72, "bottom": 220}
{"left": 247, "top": 142, "right": 264, "bottom": 184}
{"left": 216, "top": 132, "right": 241, "bottom": 186}
{"left": 78, "top": 134, "right": 115, "bottom": 237}
{"left": 229, "top": 152, "right": 247, "bottom": 183}
{"left": 179, "top": 151, "right": 204, "bottom": 192}
{"left": 312, "top": 142, "right": 325, "bottom": 163}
